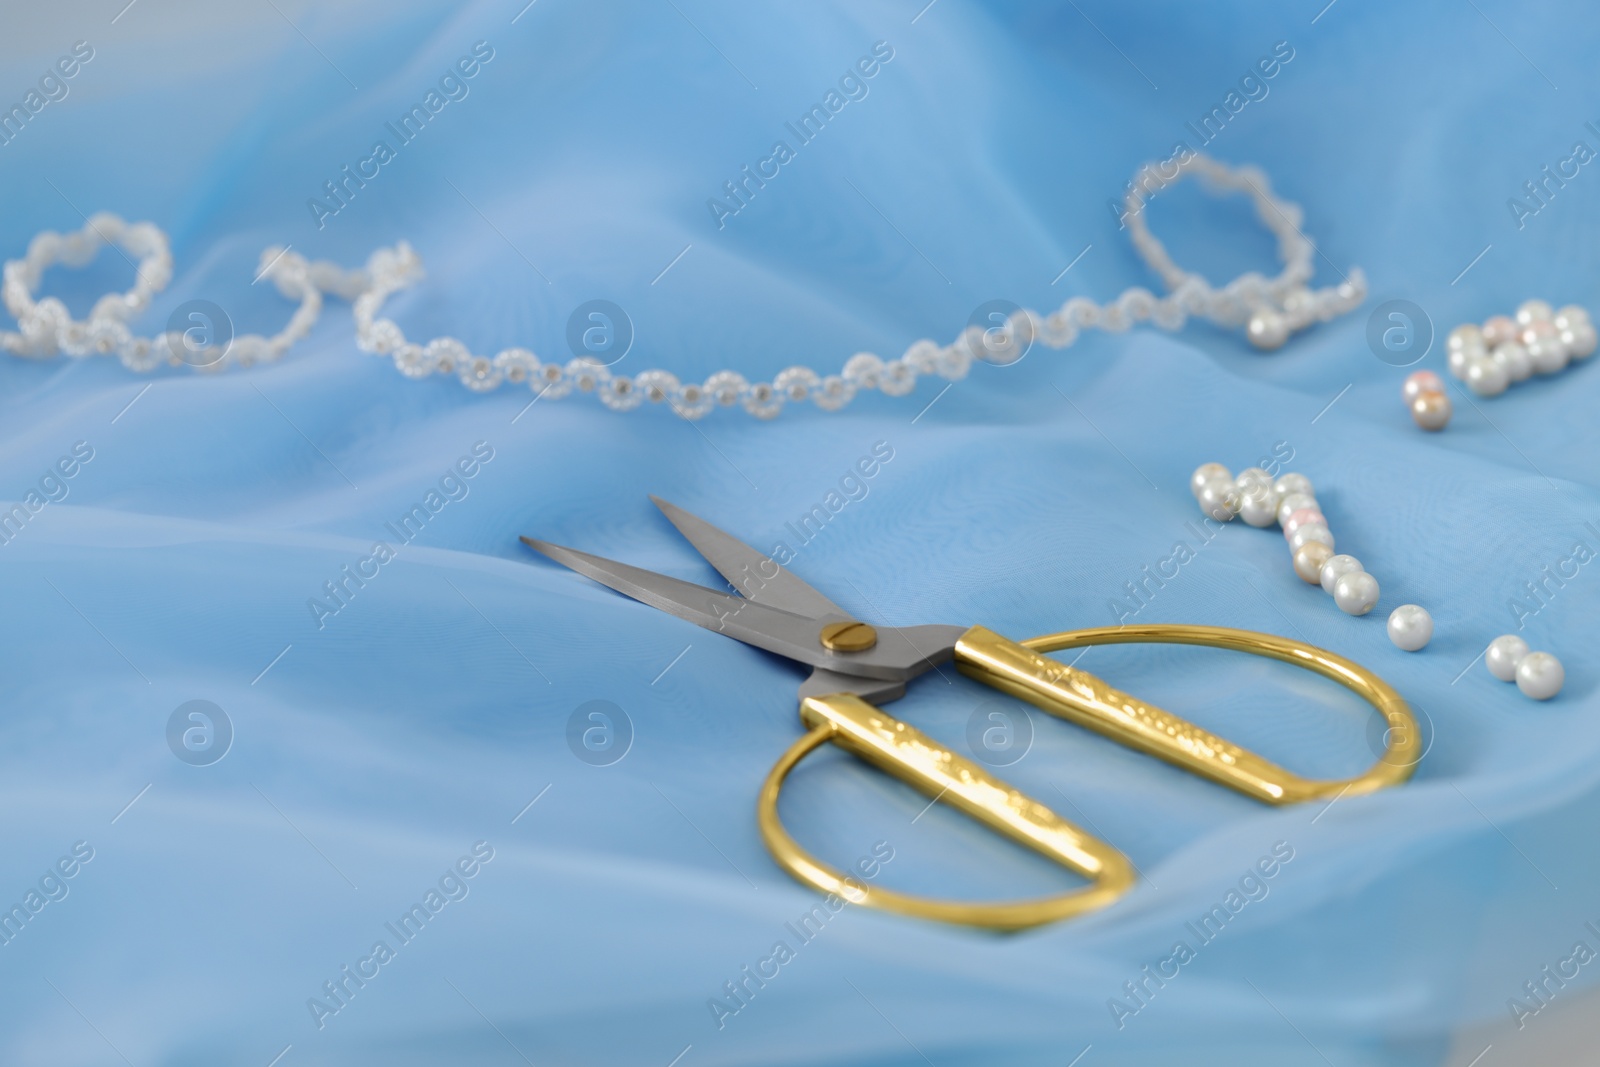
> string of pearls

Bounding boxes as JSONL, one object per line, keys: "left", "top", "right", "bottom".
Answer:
{"left": 3, "top": 155, "right": 1367, "bottom": 418}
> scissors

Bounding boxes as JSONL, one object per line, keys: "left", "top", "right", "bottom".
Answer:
{"left": 522, "top": 497, "right": 1419, "bottom": 931}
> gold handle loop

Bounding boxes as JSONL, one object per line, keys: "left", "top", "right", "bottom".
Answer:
{"left": 758, "top": 625, "right": 1415, "bottom": 930}
{"left": 958, "top": 624, "right": 1420, "bottom": 804}
{"left": 757, "top": 693, "right": 1135, "bottom": 931}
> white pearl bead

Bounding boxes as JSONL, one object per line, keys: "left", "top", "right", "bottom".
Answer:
{"left": 1235, "top": 467, "right": 1272, "bottom": 489}
{"left": 1273, "top": 472, "right": 1314, "bottom": 506}
{"left": 1525, "top": 329, "right": 1569, "bottom": 375}
{"left": 1386, "top": 605, "right": 1433, "bottom": 651}
{"left": 1247, "top": 309, "right": 1289, "bottom": 350}
{"left": 1191, "top": 462, "right": 1231, "bottom": 498}
{"left": 1288, "top": 524, "right": 1335, "bottom": 552}
{"left": 1560, "top": 320, "right": 1597, "bottom": 360}
{"left": 1237, "top": 483, "right": 1278, "bottom": 527}
{"left": 1333, "top": 571, "right": 1380, "bottom": 615}
{"left": 1447, "top": 323, "right": 1485, "bottom": 353}
{"left": 1548, "top": 302, "right": 1587, "bottom": 331}
{"left": 1464, "top": 355, "right": 1509, "bottom": 397}
{"left": 1281, "top": 508, "right": 1327, "bottom": 538}
{"left": 1520, "top": 319, "right": 1556, "bottom": 347}
{"left": 1490, "top": 342, "right": 1532, "bottom": 383}
{"left": 1197, "top": 478, "right": 1239, "bottom": 521}
{"left": 1320, "top": 554, "right": 1363, "bottom": 595}
{"left": 1447, "top": 344, "right": 1478, "bottom": 380}
{"left": 1276, "top": 491, "right": 1317, "bottom": 525}
{"left": 1516, "top": 299, "right": 1554, "bottom": 326}
{"left": 1553, "top": 305, "right": 1590, "bottom": 332}
{"left": 1484, "top": 634, "right": 1529, "bottom": 681}
{"left": 1515, "top": 652, "right": 1564, "bottom": 700}
{"left": 1293, "top": 542, "right": 1334, "bottom": 584}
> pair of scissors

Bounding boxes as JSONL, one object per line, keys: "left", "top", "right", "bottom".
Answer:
{"left": 522, "top": 497, "right": 1419, "bottom": 931}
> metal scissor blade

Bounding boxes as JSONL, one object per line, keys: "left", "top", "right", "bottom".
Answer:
{"left": 648, "top": 496, "right": 851, "bottom": 621}
{"left": 799, "top": 667, "right": 907, "bottom": 705}
{"left": 521, "top": 537, "right": 957, "bottom": 682}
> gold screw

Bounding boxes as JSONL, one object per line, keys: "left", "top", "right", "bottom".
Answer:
{"left": 819, "top": 621, "right": 877, "bottom": 652}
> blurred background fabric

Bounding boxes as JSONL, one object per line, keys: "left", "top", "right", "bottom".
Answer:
{"left": 2, "top": 1, "right": 1599, "bottom": 1064}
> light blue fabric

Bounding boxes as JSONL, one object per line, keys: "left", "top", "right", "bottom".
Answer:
{"left": 3, "top": 1, "right": 1599, "bottom": 1063}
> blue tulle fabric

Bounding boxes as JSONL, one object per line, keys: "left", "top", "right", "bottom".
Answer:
{"left": 2, "top": 1, "right": 1597, "bottom": 1064}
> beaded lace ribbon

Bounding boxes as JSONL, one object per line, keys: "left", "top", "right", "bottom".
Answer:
{"left": 2, "top": 154, "right": 1365, "bottom": 419}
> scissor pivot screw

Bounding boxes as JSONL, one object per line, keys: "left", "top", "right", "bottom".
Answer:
{"left": 820, "top": 621, "right": 877, "bottom": 652}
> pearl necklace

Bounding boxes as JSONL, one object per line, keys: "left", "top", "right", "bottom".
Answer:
{"left": 3, "top": 154, "right": 1366, "bottom": 418}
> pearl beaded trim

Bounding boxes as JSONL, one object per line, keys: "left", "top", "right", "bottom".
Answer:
{"left": 1, "top": 213, "right": 368, "bottom": 372}
{"left": 3, "top": 155, "right": 1367, "bottom": 418}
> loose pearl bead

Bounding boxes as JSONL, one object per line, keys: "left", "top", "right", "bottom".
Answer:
{"left": 1482, "top": 315, "right": 1519, "bottom": 348}
{"left": 1273, "top": 473, "right": 1313, "bottom": 506}
{"left": 1447, "top": 344, "right": 1478, "bottom": 380}
{"left": 1293, "top": 542, "right": 1334, "bottom": 584}
{"left": 1320, "top": 554, "right": 1363, "bottom": 595}
{"left": 1515, "top": 652, "right": 1564, "bottom": 700}
{"left": 1289, "top": 524, "right": 1334, "bottom": 552}
{"left": 1191, "top": 462, "right": 1231, "bottom": 498}
{"left": 1333, "top": 571, "right": 1380, "bottom": 615}
{"left": 1516, "top": 299, "right": 1554, "bottom": 326}
{"left": 1560, "top": 320, "right": 1597, "bottom": 359}
{"left": 1282, "top": 507, "right": 1326, "bottom": 538}
{"left": 1247, "top": 309, "right": 1289, "bottom": 350}
{"left": 1237, "top": 483, "right": 1278, "bottom": 527}
{"left": 1277, "top": 491, "right": 1317, "bottom": 525}
{"left": 1520, "top": 318, "right": 1558, "bottom": 348}
{"left": 1402, "top": 370, "right": 1444, "bottom": 402}
{"left": 1197, "top": 478, "right": 1239, "bottom": 521}
{"left": 1235, "top": 467, "right": 1272, "bottom": 488}
{"left": 1447, "top": 323, "right": 1485, "bottom": 353}
{"left": 1553, "top": 305, "right": 1590, "bottom": 332}
{"left": 1524, "top": 329, "right": 1569, "bottom": 375}
{"left": 1411, "top": 391, "right": 1452, "bottom": 431}
{"left": 1490, "top": 342, "right": 1532, "bottom": 383}
{"left": 1484, "top": 634, "right": 1529, "bottom": 681}
{"left": 1386, "top": 605, "right": 1433, "bottom": 651}
{"left": 1464, "top": 355, "right": 1509, "bottom": 397}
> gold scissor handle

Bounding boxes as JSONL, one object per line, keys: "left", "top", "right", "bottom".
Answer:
{"left": 958, "top": 624, "right": 1420, "bottom": 803}
{"left": 757, "top": 693, "right": 1136, "bottom": 931}
{"left": 758, "top": 624, "right": 1417, "bottom": 930}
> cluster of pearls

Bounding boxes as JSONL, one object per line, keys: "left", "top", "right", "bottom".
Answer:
{"left": 1447, "top": 300, "right": 1596, "bottom": 398}
{"left": 1485, "top": 634, "right": 1564, "bottom": 700}
{"left": 1402, "top": 369, "right": 1452, "bottom": 431}
{"left": 3, "top": 156, "right": 1368, "bottom": 419}
{"left": 0, "top": 213, "right": 366, "bottom": 373}
{"left": 1191, "top": 464, "right": 1387, "bottom": 619}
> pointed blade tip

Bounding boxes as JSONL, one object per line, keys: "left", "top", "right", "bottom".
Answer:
{"left": 519, "top": 535, "right": 565, "bottom": 560}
